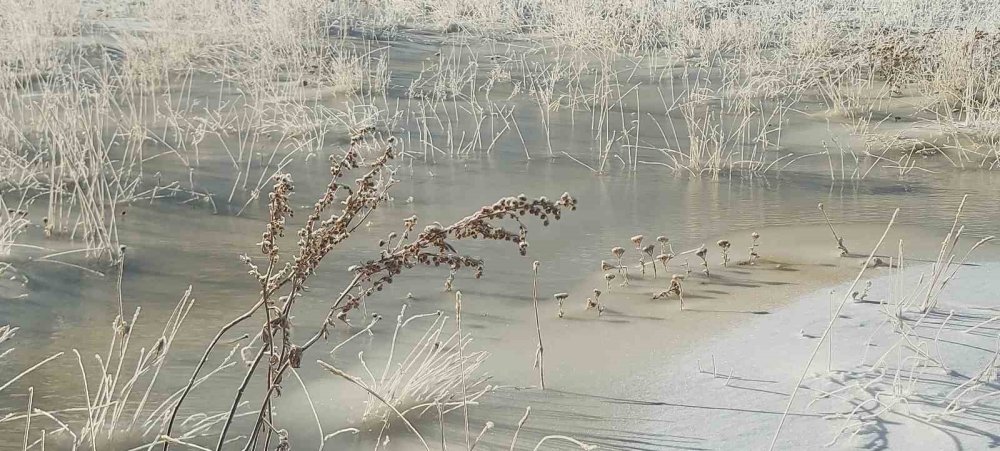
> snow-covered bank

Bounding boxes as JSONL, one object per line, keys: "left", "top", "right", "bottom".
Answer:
{"left": 618, "top": 260, "right": 1000, "bottom": 449}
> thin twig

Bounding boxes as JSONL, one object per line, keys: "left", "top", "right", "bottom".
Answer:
{"left": 769, "top": 208, "right": 899, "bottom": 450}
{"left": 316, "top": 361, "right": 431, "bottom": 450}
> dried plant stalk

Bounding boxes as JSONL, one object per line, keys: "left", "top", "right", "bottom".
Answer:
{"left": 531, "top": 261, "right": 545, "bottom": 389}
{"left": 165, "top": 134, "right": 576, "bottom": 450}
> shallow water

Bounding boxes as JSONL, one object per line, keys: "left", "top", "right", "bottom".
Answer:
{"left": 4, "top": 29, "right": 1000, "bottom": 450}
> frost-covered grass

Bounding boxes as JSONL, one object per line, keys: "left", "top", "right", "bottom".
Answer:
{"left": 3, "top": 1, "right": 1000, "bottom": 450}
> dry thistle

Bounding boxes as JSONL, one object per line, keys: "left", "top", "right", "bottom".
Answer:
{"left": 717, "top": 240, "right": 731, "bottom": 267}
{"left": 585, "top": 292, "right": 603, "bottom": 314}
{"left": 863, "top": 256, "right": 889, "bottom": 269}
{"left": 654, "top": 274, "right": 686, "bottom": 310}
{"left": 642, "top": 244, "right": 656, "bottom": 277}
{"left": 630, "top": 235, "right": 645, "bottom": 275}
{"left": 554, "top": 292, "right": 568, "bottom": 318}
{"left": 443, "top": 269, "right": 457, "bottom": 292}
{"left": 164, "top": 138, "right": 578, "bottom": 450}
{"left": 608, "top": 247, "right": 630, "bottom": 286}
{"left": 670, "top": 274, "right": 685, "bottom": 310}
{"left": 611, "top": 246, "right": 625, "bottom": 271}
{"left": 604, "top": 273, "right": 616, "bottom": 290}
{"left": 656, "top": 236, "right": 672, "bottom": 255}
{"left": 695, "top": 245, "right": 710, "bottom": 277}
{"left": 852, "top": 281, "right": 873, "bottom": 303}
{"left": 657, "top": 253, "right": 674, "bottom": 273}
{"left": 818, "top": 203, "right": 849, "bottom": 256}
{"left": 748, "top": 232, "right": 760, "bottom": 265}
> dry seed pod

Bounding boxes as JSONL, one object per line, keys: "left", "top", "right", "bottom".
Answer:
{"left": 717, "top": 240, "right": 731, "bottom": 267}
{"left": 748, "top": 232, "right": 760, "bottom": 265}
{"left": 643, "top": 244, "right": 658, "bottom": 277}
{"left": 695, "top": 246, "right": 710, "bottom": 277}
{"left": 669, "top": 274, "right": 685, "bottom": 310}
{"left": 632, "top": 237, "right": 647, "bottom": 276}
{"left": 554, "top": 292, "right": 568, "bottom": 317}
{"left": 657, "top": 236, "right": 671, "bottom": 255}
{"left": 611, "top": 247, "right": 626, "bottom": 274}
{"left": 818, "top": 203, "right": 849, "bottom": 256}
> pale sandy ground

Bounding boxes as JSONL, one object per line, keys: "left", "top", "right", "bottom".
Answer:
{"left": 544, "top": 222, "right": 998, "bottom": 385}
{"left": 279, "top": 221, "right": 1000, "bottom": 450}
{"left": 529, "top": 223, "right": 1000, "bottom": 449}
{"left": 624, "top": 260, "right": 1000, "bottom": 449}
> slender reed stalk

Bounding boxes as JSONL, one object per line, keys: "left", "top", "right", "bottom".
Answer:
{"left": 769, "top": 208, "right": 899, "bottom": 450}
{"left": 456, "top": 291, "right": 471, "bottom": 451}
{"left": 531, "top": 261, "right": 545, "bottom": 389}
{"left": 509, "top": 407, "right": 530, "bottom": 451}
{"left": 818, "top": 203, "right": 850, "bottom": 256}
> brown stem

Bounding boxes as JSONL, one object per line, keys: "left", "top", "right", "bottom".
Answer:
{"left": 161, "top": 298, "right": 266, "bottom": 450}
{"left": 216, "top": 345, "right": 266, "bottom": 450}
{"left": 236, "top": 273, "right": 364, "bottom": 450}
{"left": 300, "top": 274, "right": 363, "bottom": 352}
{"left": 241, "top": 361, "right": 288, "bottom": 451}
